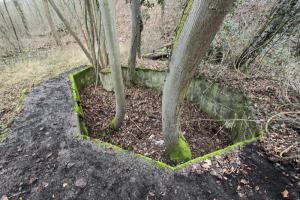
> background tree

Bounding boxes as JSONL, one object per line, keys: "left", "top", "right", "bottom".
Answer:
{"left": 48, "top": 0, "right": 108, "bottom": 84}
{"left": 12, "top": 0, "right": 30, "bottom": 37}
{"left": 43, "top": 0, "right": 61, "bottom": 46}
{"left": 128, "top": 0, "right": 142, "bottom": 84}
{"left": 3, "top": 0, "right": 21, "bottom": 51}
{"left": 162, "top": 0, "right": 235, "bottom": 163}
{"left": 235, "top": 0, "right": 300, "bottom": 69}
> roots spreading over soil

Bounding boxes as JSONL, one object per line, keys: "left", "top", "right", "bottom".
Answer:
{"left": 80, "top": 85, "right": 232, "bottom": 164}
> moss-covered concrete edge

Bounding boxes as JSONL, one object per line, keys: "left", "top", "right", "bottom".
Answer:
{"left": 69, "top": 67, "right": 263, "bottom": 171}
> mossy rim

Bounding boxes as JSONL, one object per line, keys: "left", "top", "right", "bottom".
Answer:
{"left": 69, "top": 67, "right": 262, "bottom": 170}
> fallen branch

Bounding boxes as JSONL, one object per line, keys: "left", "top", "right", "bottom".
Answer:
{"left": 265, "top": 111, "right": 300, "bottom": 135}
{"left": 279, "top": 141, "right": 299, "bottom": 157}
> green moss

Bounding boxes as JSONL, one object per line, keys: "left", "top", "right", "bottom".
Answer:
{"left": 82, "top": 136, "right": 175, "bottom": 170}
{"left": 100, "top": 67, "right": 111, "bottom": 74}
{"left": 174, "top": 136, "right": 259, "bottom": 170}
{"left": 109, "top": 118, "right": 118, "bottom": 130}
{"left": 169, "top": 134, "right": 192, "bottom": 164}
{"left": 173, "top": 0, "right": 194, "bottom": 48}
{"left": 69, "top": 67, "right": 262, "bottom": 171}
{"left": 15, "top": 87, "right": 29, "bottom": 111}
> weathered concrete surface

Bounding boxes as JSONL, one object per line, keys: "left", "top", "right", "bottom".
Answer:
{"left": 0, "top": 69, "right": 299, "bottom": 200}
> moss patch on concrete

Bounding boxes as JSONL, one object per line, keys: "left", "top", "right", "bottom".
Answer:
{"left": 69, "top": 67, "right": 95, "bottom": 135}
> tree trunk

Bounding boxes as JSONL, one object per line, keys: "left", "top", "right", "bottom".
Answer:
{"left": 99, "top": 0, "right": 126, "bottom": 130}
{"left": 84, "top": 0, "right": 99, "bottom": 84}
{"left": 128, "top": 0, "right": 142, "bottom": 84}
{"left": 0, "top": 7, "right": 9, "bottom": 29}
{"left": 32, "top": 0, "right": 46, "bottom": 29}
{"left": 162, "top": 0, "right": 235, "bottom": 163}
{"left": 171, "top": 0, "right": 193, "bottom": 53}
{"left": 235, "top": 0, "right": 300, "bottom": 69}
{"left": 0, "top": 25, "right": 17, "bottom": 50}
{"left": 43, "top": 0, "right": 62, "bottom": 46}
{"left": 3, "top": 0, "right": 22, "bottom": 51}
{"left": 48, "top": 0, "right": 93, "bottom": 63}
{"left": 12, "top": 0, "right": 30, "bottom": 37}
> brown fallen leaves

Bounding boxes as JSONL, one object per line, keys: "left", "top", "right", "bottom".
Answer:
{"left": 80, "top": 85, "right": 232, "bottom": 164}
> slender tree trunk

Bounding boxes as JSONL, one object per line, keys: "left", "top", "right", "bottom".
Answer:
{"left": 128, "top": 0, "right": 142, "bottom": 84}
{"left": 48, "top": 0, "right": 93, "bottom": 63}
{"left": 63, "top": 0, "right": 88, "bottom": 45}
{"left": 162, "top": 0, "right": 235, "bottom": 163}
{"left": 0, "top": 25, "right": 17, "bottom": 50}
{"left": 235, "top": 0, "right": 300, "bottom": 69}
{"left": 43, "top": 0, "right": 62, "bottom": 46}
{"left": 32, "top": 0, "right": 46, "bottom": 29}
{"left": 99, "top": 0, "right": 126, "bottom": 130}
{"left": 84, "top": 0, "right": 100, "bottom": 84}
{"left": 12, "top": 0, "right": 30, "bottom": 37}
{"left": 3, "top": 0, "right": 21, "bottom": 51}
{"left": 0, "top": 7, "right": 9, "bottom": 28}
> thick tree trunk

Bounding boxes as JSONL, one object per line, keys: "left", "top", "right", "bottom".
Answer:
{"left": 43, "top": 0, "right": 62, "bottom": 46}
{"left": 162, "top": 0, "right": 235, "bottom": 163}
{"left": 235, "top": 0, "right": 300, "bottom": 69}
{"left": 128, "top": 0, "right": 142, "bottom": 84}
{"left": 12, "top": 0, "right": 30, "bottom": 37}
{"left": 99, "top": 0, "right": 126, "bottom": 130}
{"left": 3, "top": 0, "right": 22, "bottom": 51}
{"left": 171, "top": 0, "right": 193, "bottom": 53}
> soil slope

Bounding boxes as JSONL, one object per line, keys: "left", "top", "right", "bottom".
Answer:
{"left": 0, "top": 70, "right": 299, "bottom": 200}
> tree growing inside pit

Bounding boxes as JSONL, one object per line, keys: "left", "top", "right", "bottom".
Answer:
{"left": 49, "top": 0, "right": 125, "bottom": 129}
{"left": 162, "top": 0, "right": 235, "bottom": 163}
{"left": 99, "top": 0, "right": 126, "bottom": 130}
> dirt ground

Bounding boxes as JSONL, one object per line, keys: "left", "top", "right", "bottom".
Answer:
{"left": 80, "top": 85, "right": 232, "bottom": 164}
{"left": 0, "top": 70, "right": 299, "bottom": 200}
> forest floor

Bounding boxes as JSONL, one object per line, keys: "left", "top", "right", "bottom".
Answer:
{"left": 0, "top": 70, "right": 299, "bottom": 200}
{"left": 198, "top": 64, "right": 300, "bottom": 172}
{"left": 80, "top": 85, "right": 232, "bottom": 165}
{"left": 0, "top": 43, "right": 88, "bottom": 141}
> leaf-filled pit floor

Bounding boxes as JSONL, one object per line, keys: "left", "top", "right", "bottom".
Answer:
{"left": 80, "top": 85, "right": 234, "bottom": 164}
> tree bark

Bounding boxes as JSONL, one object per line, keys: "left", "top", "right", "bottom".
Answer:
{"left": 235, "top": 0, "right": 300, "bottom": 69}
{"left": 84, "top": 0, "right": 99, "bottom": 84}
{"left": 48, "top": 0, "right": 93, "bottom": 63}
{"left": 99, "top": 0, "right": 126, "bottom": 130}
{"left": 128, "top": 0, "right": 142, "bottom": 84}
{"left": 162, "top": 0, "right": 235, "bottom": 163}
{"left": 12, "top": 0, "right": 30, "bottom": 37}
{"left": 43, "top": 0, "right": 62, "bottom": 46}
{"left": 3, "top": 0, "right": 22, "bottom": 51}
{"left": 32, "top": 0, "right": 46, "bottom": 29}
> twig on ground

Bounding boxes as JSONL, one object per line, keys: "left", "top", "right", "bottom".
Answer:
{"left": 265, "top": 111, "right": 300, "bottom": 135}
{"left": 279, "top": 141, "right": 299, "bottom": 157}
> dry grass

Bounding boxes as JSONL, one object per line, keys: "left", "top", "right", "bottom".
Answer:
{"left": 0, "top": 44, "right": 88, "bottom": 139}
